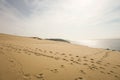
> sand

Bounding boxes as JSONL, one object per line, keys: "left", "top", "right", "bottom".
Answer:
{"left": 0, "top": 33, "right": 120, "bottom": 80}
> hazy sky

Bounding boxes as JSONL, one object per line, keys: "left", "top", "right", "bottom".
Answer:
{"left": 0, "top": 0, "right": 120, "bottom": 41}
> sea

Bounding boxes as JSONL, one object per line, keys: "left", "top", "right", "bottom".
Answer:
{"left": 77, "top": 39, "right": 120, "bottom": 51}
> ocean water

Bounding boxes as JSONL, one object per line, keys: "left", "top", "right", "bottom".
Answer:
{"left": 78, "top": 39, "right": 120, "bottom": 50}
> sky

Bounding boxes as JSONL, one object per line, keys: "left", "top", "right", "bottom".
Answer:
{"left": 0, "top": 0, "right": 120, "bottom": 41}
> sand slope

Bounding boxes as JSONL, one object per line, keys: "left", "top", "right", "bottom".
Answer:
{"left": 0, "top": 33, "right": 120, "bottom": 80}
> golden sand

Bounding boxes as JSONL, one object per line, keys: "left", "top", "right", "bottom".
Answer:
{"left": 0, "top": 33, "right": 120, "bottom": 80}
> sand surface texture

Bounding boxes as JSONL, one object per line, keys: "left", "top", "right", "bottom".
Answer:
{"left": 0, "top": 34, "right": 120, "bottom": 80}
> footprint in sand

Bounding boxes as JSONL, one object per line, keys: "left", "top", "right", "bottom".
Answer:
{"left": 104, "top": 63, "right": 110, "bottom": 66}
{"left": 76, "top": 56, "right": 79, "bottom": 58}
{"left": 90, "top": 58, "right": 94, "bottom": 61}
{"left": 83, "top": 63, "right": 88, "bottom": 65}
{"left": 83, "top": 56, "right": 87, "bottom": 59}
{"left": 110, "top": 71, "right": 114, "bottom": 73}
{"left": 55, "top": 52, "right": 59, "bottom": 55}
{"left": 112, "top": 66, "right": 117, "bottom": 69}
{"left": 100, "top": 71, "right": 105, "bottom": 74}
{"left": 88, "top": 64, "right": 98, "bottom": 70}
{"left": 107, "top": 72, "right": 111, "bottom": 75}
{"left": 44, "top": 50, "right": 47, "bottom": 53}
{"left": 54, "top": 57, "right": 60, "bottom": 60}
{"left": 75, "top": 77, "right": 84, "bottom": 80}
{"left": 83, "top": 59, "right": 88, "bottom": 62}
{"left": 9, "top": 59, "right": 14, "bottom": 63}
{"left": 114, "top": 75, "right": 120, "bottom": 79}
{"left": 96, "top": 61, "right": 102, "bottom": 65}
{"left": 116, "top": 65, "right": 120, "bottom": 68}
{"left": 62, "top": 58, "right": 69, "bottom": 62}
{"left": 79, "top": 70, "right": 86, "bottom": 74}
{"left": 39, "top": 49, "right": 42, "bottom": 52}
{"left": 34, "top": 52, "right": 41, "bottom": 56}
{"left": 70, "top": 57, "right": 74, "bottom": 61}
{"left": 35, "top": 48, "right": 38, "bottom": 51}
{"left": 61, "top": 53, "right": 65, "bottom": 55}
{"left": 23, "top": 73, "right": 31, "bottom": 80}
{"left": 77, "top": 58, "right": 81, "bottom": 62}
{"left": 35, "top": 73, "right": 45, "bottom": 80}
{"left": 90, "top": 61, "right": 94, "bottom": 63}
{"left": 69, "top": 54, "right": 72, "bottom": 56}
{"left": 99, "top": 67, "right": 105, "bottom": 70}
{"left": 49, "top": 51, "right": 53, "bottom": 54}
{"left": 50, "top": 69, "right": 59, "bottom": 73}
{"left": 70, "top": 62, "right": 74, "bottom": 65}
{"left": 60, "top": 65, "right": 65, "bottom": 68}
{"left": 64, "top": 55, "right": 68, "bottom": 58}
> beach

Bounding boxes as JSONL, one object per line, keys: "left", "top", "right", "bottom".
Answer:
{"left": 0, "top": 33, "right": 120, "bottom": 80}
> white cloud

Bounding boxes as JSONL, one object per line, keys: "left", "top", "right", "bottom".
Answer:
{"left": 0, "top": 0, "right": 120, "bottom": 40}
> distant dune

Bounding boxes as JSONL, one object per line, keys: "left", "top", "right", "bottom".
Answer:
{"left": 0, "top": 33, "right": 120, "bottom": 80}
{"left": 45, "top": 38, "right": 70, "bottom": 43}
{"left": 30, "top": 37, "right": 42, "bottom": 40}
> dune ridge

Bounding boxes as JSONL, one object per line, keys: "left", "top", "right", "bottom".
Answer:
{"left": 0, "top": 33, "right": 120, "bottom": 80}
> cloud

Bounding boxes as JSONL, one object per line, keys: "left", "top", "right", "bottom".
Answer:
{"left": 0, "top": 0, "right": 120, "bottom": 39}
{"left": 4, "top": 0, "right": 32, "bottom": 17}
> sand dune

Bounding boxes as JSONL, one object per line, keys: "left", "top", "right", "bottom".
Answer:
{"left": 0, "top": 33, "right": 120, "bottom": 80}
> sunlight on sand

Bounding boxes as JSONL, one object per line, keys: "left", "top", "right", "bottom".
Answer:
{"left": 0, "top": 34, "right": 120, "bottom": 80}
